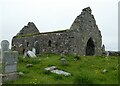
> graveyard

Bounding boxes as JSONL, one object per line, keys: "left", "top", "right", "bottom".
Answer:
{"left": 0, "top": 6, "right": 119, "bottom": 85}
{"left": 0, "top": 40, "right": 118, "bottom": 84}
{"left": 4, "top": 54, "right": 118, "bottom": 84}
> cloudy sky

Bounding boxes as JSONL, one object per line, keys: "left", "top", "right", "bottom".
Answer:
{"left": 0, "top": 0, "right": 119, "bottom": 51}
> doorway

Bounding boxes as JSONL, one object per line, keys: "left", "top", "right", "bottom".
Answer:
{"left": 86, "top": 38, "right": 95, "bottom": 56}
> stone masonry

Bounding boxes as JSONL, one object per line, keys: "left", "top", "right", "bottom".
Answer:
{"left": 12, "top": 7, "right": 103, "bottom": 56}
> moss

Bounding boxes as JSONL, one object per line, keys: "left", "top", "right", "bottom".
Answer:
{"left": 13, "top": 33, "right": 40, "bottom": 38}
{"left": 13, "top": 29, "right": 68, "bottom": 38}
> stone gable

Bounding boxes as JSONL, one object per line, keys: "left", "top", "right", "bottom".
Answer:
{"left": 17, "top": 22, "right": 40, "bottom": 36}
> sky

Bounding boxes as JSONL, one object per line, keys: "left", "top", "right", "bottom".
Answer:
{"left": 0, "top": 0, "right": 119, "bottom": 51}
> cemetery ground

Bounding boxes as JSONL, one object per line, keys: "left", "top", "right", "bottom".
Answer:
{"left": 4, "top": 54, "right": 118, "bottom": 84}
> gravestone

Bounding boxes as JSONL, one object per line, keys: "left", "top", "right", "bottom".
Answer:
{"left": 23, "top": 48, "right": 37, "bottom": 58}
{"left": 44, "top": 66, "right": 71, "bottom": 76}
{"left": 32, "top": 48, "right": 36, "bottom": 54}
{"left": 27, "top": 50, "right": 36, "bottom": 58}
{"left": 0, "top": 40, "right": 18, "bottom": 83}
{"left": 1, "top": 40, "right": 9, "bottom": 53}
{"left": 60, "top": 58, "right": 67, "bottom": 66}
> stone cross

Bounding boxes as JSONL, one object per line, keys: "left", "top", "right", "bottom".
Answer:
{"left": 0, "top": 40, "right": 18, "bottom": 83}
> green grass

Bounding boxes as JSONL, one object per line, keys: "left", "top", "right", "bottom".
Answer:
{"left": 13, "top": 33, "right": 40, "bottom": 38}
{"left": 4, "top": 54, "right": 118, "bottom": 84}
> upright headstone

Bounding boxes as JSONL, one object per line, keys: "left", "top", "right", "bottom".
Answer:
{"left": 0, "top": 40, "right": 9, "bottom": 85}
{"left": 0, "top": 40, "right": 18, "bottom": 83}
{"left": 1, "top": 40, "right": 9, "bottom": 57}
{"left": 60, "top": 58, "right": 67, "bottom": 66}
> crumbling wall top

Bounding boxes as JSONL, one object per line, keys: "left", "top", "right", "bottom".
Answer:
{"left": 17, "top": 22, "right": 40, "bottom": 36}
{"left": 82, "top": 7, "right": 92, "bottom": 14}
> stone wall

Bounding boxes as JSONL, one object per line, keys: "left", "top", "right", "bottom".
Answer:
{"left": 12, "top": 7, "right": 103, "bottom": 56}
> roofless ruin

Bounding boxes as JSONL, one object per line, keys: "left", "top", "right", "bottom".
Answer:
{"left": 12, "top": 7, "right": 104, "bottom": 56}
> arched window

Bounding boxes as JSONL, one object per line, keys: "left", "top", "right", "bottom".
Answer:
{"left": 27, "top": 42, "right": 29, "bottom": 47}
{"left": 48, "top": 40, "right": 51, "bottom": 47}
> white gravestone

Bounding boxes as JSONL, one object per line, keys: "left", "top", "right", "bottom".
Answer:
{"left": 27, "top": 50, "right": 36, "bottom": 58}
{"left": 0, "top": 40, "right": 18, "bottom": 82}
{"left": 44, "top": 66, "right": 71, "bottom": 76}
{"left": 32, "top": 48, "right": 36, "bottom": 54}
{"left": 23, "top": 48, "right": 36, "bottom": 58}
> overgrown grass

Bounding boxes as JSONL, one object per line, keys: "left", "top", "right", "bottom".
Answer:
{"left": 4, "top": 54, "right": 118, "bottom": 84}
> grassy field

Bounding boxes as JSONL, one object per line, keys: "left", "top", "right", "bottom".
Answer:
{"left": 4, "top": 54, "right": 118, "bottom": 84}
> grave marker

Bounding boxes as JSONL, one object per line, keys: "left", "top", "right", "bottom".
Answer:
{"left": 0, "top": 40, "right": 18, "bottom": 83}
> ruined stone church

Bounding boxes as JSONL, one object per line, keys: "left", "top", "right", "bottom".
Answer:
{"left": 12, "top": 7, "right": 103, "bottom": 56}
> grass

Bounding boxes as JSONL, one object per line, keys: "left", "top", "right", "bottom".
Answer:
{"left": 4, "top": 54, "right": 118, "bottom": 84}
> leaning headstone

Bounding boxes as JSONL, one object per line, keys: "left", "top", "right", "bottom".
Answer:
{"left": 0, "top": 40, "right": 18, "bottom": 83}
{"left": 23, "top": 49, "right": 37, "bottom": 58}
{"left": 27, "top": 50, "right": 36, "bottom": 58}
{"left": 32, "top": 48, "right": 36, "bottom": 55}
